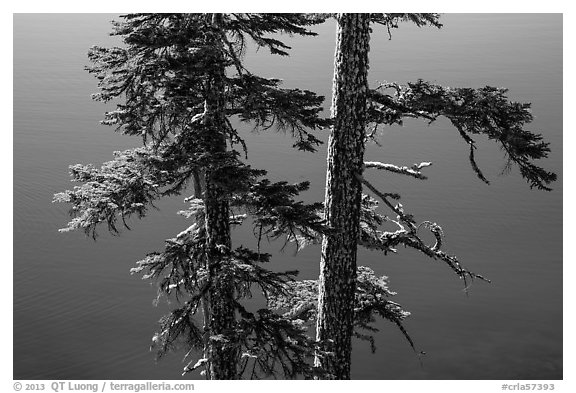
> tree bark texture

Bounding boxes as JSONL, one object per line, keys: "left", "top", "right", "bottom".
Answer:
{"left": 204, "top": 175, "right": 236, "bottom": 379}
{"left": 315, "top": 13, "right": 371, "bottom": 380}
{"left": 203, "top": 13, "right": 237, "bottom": 380}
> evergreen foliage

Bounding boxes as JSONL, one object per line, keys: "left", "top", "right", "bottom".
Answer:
{"left": 268, "top": 265, "right": 414, "bottom": 355}
{"left": 53, "top": 13, "right": 558, "bottom": 380}
{"left": 54, "top": 13, "right": 330, "bottom": 379}
{"left": 368, "top": 80, "right": 556, "bottom": 190}
{"left": 310, "top": 13, "right": 557, "bottom": 379}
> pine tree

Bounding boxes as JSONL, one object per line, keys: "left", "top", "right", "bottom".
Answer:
{"left": 314, "top": 14, "right": 371, "bottom": 379}
{"left": 54, "top": 13, "right": 331, "bottom": 379}
{"left": 272, "top": 13, "right": 557, "bottom": 380}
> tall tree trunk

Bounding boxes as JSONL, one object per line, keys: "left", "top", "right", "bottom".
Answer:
{"left": 204, "top": 176, "right": 236, "bottom": 379}
{"left": 316, "top": 13, "right": 371, "bottom": 380}
{"left": 203, "top": 13, "right": 237, "bottom": 380}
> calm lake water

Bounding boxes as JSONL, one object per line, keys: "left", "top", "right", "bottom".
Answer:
{"left": 13, "top": 14, "right": 562, "bottom": 380}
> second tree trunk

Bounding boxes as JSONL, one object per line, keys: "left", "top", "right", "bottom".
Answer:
{"left": 315, "top": 13, "right": 371, "bottom": 380}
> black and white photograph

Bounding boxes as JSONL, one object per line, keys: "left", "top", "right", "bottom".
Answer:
{"left": 11, "top": 4, "right": 566, "bottom": 387}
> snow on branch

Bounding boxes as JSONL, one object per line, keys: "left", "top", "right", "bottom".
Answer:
{"left": 364, "top": 161, "right": 432, "bottom": 180}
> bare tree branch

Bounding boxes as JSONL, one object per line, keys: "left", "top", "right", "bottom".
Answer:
{"left": 364, "top": 161, "right": 432, "bottom": 180}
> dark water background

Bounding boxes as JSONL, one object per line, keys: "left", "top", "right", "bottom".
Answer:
{"left": 13, "top": 14, "right": 562, "bottom": 380}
